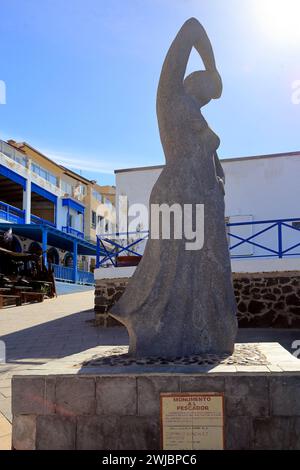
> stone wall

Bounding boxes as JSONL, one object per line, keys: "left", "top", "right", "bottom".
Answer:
{"left": 12, "top": 373, "right": 300, "bottom": 450}
{"left": 233, "top": 272, "right": 300, "bottom": 328}
{"left": 95, "top": 271, "right": 300, "bottom": 328}
{"left": 94, "top": 278, "right": 128, "bottom": 326}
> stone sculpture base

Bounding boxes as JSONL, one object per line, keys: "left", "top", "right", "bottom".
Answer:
{"left": 12, "top": 343, "right": 300, "bottom": 450}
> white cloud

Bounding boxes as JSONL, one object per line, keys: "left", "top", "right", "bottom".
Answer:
{"left": 45, "top": 149, "right": 139, "bottom": 175}
{"left": 47, "top": 152, "right": 115, "bottom": 174}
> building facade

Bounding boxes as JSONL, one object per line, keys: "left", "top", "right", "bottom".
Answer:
{"left": 0, "top": 139, "right": 115, "bottom": 283}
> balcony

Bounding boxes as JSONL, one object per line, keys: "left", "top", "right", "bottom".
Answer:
{"left": 51, "top": 263, "right": 94, "bottom": 285}
{"left": 0, "top": 201, "right": 25, "bottom": 224}
{"left": 62, "top": 226, "right": 84, "bottom": 239}
{"left": 0, "top": 140, "right": 27, "bottom": 167}
{"left": 31, "top": 214, "right": 56, "bottom": 228}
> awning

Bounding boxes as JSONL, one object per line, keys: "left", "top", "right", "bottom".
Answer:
{"left": 31, "top": 183, "right": 57, "bottom": 205}
{"left": 0, "top": 223, "right": 102, "bottom": 256}
{"left": 0, "top": 164, "right": 26, "bottom": 189}
{"left": 62, "top": 198, "right": 85, "bottom": 214}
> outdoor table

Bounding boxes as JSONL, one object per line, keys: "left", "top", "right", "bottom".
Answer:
{"left": 14, "top": 286, "right": 33, "bottom": 291}
{"left": 32, "top": 281, "right": 52, "bottom": 285}
{"left": 19, "top": 279, "right": 30, "bottom": 285}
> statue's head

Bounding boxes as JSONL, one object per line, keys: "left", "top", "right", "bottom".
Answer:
{"left": 183, "top": 70, "right": 222, "bottom": 107}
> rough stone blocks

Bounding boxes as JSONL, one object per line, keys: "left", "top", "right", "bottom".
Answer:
{"left": 95, "top": 272, "right": 300, "bottom": 328}
{"left": 11, "top": 372, "right": 300, "bottom": 450}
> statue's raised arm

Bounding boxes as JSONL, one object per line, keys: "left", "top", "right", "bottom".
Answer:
{"left": 157, "top": 18, "right": 218, "bottom": 97}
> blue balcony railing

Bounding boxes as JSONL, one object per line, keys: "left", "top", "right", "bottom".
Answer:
{"left": 227, "top": 217, "right": 300, "bottom": 259}
{"left": 31, "top": 214, "right": 56, "bottom": 227}
{"left": 51, "top": 263, "right": 94, "bottom": 285}
{"left": 0, "top": 201, "right": 25, "bottom": 224}
{"left": 51, "top": 264, "right": 74, "bottom": 282}
{"left": 77, "top": 269, "right": 95, "bottom": 285}
{"left": 96, "top": 218, "right": 300, "bottom": 267}
{"left": 62, "top": 226, "right": 84, "bottom": 239}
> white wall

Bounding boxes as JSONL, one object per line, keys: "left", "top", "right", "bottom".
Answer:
{"left": 116, "top": 155, "right": 300, "bottom": 224}
{"left": 116, "top": 167, "right": 162, "bottom": 233}
{"left": 56, "top": 200, "right": 66, "bottom": 230}
{"left": 114, "top": 153, "right": 300, "bottom": 271}
{"left": 69, "top": 208, "right": 83, "bottom": 232}
{"left": 223, "top": 155, "right": 300, "bottom": 220}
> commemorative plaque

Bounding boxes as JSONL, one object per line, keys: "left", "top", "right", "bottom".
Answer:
{"left": 160, "top": 393, "right": 224, "bottom": 450}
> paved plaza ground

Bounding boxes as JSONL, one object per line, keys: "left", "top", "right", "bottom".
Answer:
{"left": 0, "top": 287, "right": 128, "bottom": 449}
{"left": 0, "top": 286, "right": 299, "bottom": 450}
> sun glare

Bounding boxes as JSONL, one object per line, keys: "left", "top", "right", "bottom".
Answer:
{"left": 256, "top": 0, "right": 300, "bottom": 42}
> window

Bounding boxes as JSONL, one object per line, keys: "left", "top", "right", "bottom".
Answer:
{"left": 92, "top": 190, "right": 103, "bottom": 203}
{"left": 69, "top": 214, "right": 73, "bottom": 228}
{"left": 91, "top": 211, "right": 96, "bottom": 229}
{"left": 78, "top": 184, "right": 87, "bottom": 196}
{"left": 31, "top": 162, "right": 58, "bottom": 186}
{"left": 73, "top": 183, "right": 87, "bottom": 198}
{"left": 61, "top": 180, "right": 72, "bottom": 195}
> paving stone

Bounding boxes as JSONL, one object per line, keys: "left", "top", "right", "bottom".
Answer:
{"left": 270, "top": 376, "right": 300, "bottom": 416}
{"left": 96, "top": 377, "right": 137, "bottom": 415}
{"left": 137, "top": 376, "right": 179, "bottom": 417}
{"left": 116, "top": 416, "right": 160, "bottom": 450}
{"left": 56, "top": 377, "right": 95, "bottom": 416}
{"left": 0, "top": 413, "right": 11, "bottom": 437}
{"left": 44, "top": 377, "right": 56, "bottom": 414}
{"left": 0, "top": 387, "right": 11, "bottom": 398}
{"left": 225, "top": 376, "right": 269, "bottom": 417}
{"left": 12, "top": 415, "right": 36, "bottom": 450}
{"left": 77, "top": 415, "right": 118, "bottom": 450}
{"left": 12, "top": 377, "right": 46, "bottom": 415}
{"left": 36, "top": 415, "right": 76, "bottom": 450}
{"left": 0, "top": 433, "right": 11, "bottom": 450}
{"left": 225, "top": 416, "right": 252, "bottom": 450}
{"left": 253, "top": 417, "right": 300, "bottom": 450}
{"left": 180, "top": 376, "right": 225, "bottom": 392}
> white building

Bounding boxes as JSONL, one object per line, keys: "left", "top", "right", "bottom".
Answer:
{"left": 96, "top": 151, "right": 300, "bottom": 279}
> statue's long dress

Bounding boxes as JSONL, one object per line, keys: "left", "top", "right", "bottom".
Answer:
{"left": 110, "top": 19, "right": 237, "bottom": 357}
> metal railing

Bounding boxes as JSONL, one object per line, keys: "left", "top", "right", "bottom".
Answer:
{"left": 62, "top": 226, "right": 84, "bottom": 239}
{"left": 51, "top": 264, "right": 74, "bottom": 282}
{"left": 0, "top": 201, "right": 25, "bottom": 224}
{"left": 0, "top": 140, "right": 27, "bottom": 167}
{"left": 31, "top": 214, "right": 56, "bottom": 227}
{"left": 51, "top": 263, "right": 94, "bottom": 285}
{"left": 228, "top": 217, "right": 300, "bottom": 259}
{"left": 96, "top": 218, "right": 300, "bottom": 267}
{"left": 96, "top": 230, "right": 148, "bottom": 267}
{"left": 77, "top": 269, "right": 95, "bottom": 285}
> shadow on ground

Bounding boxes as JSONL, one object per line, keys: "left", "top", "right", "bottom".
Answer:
{"left": 1, "top": 309, "right": 129, "bottom": 363}
{"left": 1, "top": 307, "right": 299, "bottom": 364}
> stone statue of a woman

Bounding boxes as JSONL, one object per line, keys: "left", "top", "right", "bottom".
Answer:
{"left": 111, "top": 18, "right": 237, "bottom": 357}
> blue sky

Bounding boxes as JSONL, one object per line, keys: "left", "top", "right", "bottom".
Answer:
{"left": 0, "top": 0, "right": 299, "bottom": 185}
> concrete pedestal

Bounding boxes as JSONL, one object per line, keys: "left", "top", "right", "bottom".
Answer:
{"left": 11, "top": 343, "right": 300, "bottom": 450}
